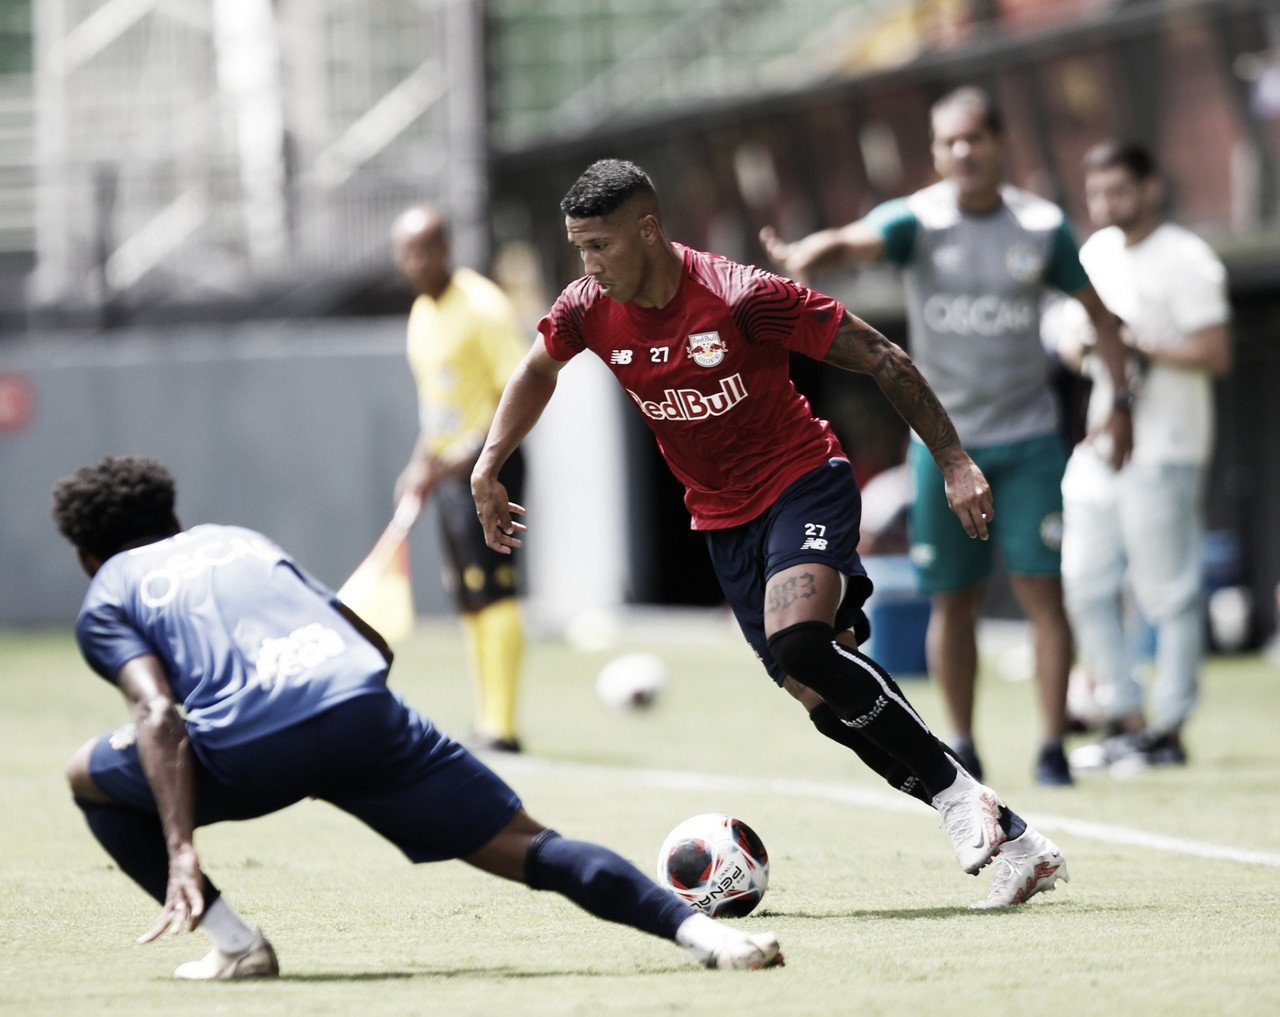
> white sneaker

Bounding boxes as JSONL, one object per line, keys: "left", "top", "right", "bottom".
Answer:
{"left": 972, "top": 829, "right": 1069, "bottom": 909}
{"left": 707, "top": 931, "right": 785, "bottom": 970}
{"left": 1069, "top": 732, "right": 1141, "bottom": 772}
{"left": 931, "top": 773, "right": 1007, "bottom": 874}
{"left": 174, "top": 930, "right": 279, "bottom": 980}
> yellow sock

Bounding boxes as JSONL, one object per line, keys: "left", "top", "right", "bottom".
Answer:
{"left": 462, "top": 599, "right": 524, "bottom": 739}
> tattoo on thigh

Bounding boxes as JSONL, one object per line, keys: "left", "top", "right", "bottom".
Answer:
{"left": 766, "top": 572, "right": 817, "bottom": 615}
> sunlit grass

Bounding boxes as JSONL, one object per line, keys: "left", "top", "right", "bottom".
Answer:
{"left": 3, "top": 620, "right": 1278, "bottom": 1016}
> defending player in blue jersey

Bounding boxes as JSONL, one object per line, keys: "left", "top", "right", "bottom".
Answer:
{"left": 53, "top": 455, "right": 782, "bottom": 980}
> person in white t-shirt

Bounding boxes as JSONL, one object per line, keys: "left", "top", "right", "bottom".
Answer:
{"left": 1058, "top": 141, "right": 1233, "bottom": 771}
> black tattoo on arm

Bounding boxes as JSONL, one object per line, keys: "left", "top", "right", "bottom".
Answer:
{"left": 823, "top": 312, "right": 964, "bottom": 464}
{"left": 765, "top": 572, "right": 817, "bottom": 616}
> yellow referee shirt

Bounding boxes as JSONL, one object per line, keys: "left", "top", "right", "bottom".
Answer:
{"left": 406, "top": 267, "right": 528, "bottom": 457}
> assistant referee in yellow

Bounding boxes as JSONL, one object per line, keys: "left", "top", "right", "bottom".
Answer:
{"left": 392, "top": 204, "right": 529, "bottom": 752}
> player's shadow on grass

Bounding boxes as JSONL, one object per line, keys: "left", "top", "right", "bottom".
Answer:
{"left": 764, "top": 905, "right": 983, "bottom": 920}
{"left": 280, "top": 965, "right": 683, "bottom": 982}
{"left": 765, "top": 900, "right": 1073, "bottom": 920}
{"left": 273, "top": 972, "right": 416, "bottom": 983}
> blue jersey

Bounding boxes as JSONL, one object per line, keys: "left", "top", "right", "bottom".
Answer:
{"left": 75, "top": 524, "right": 389, "bottom": 750}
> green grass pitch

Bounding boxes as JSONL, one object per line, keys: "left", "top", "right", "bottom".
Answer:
{"left": 2, "top": 617, "right": 1279, "bottom": 1016}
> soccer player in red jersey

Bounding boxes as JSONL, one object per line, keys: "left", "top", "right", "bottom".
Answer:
{"left": 472, "top": 159, "right": 1067, "bottom": 908}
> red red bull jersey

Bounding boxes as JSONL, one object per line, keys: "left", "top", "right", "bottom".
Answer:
{"left": 538, "top": 244, "right": 847, "bottom": 529}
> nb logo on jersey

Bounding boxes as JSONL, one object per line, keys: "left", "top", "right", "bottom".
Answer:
{"left": 609, "top": 350, "right": 634, "bottom": 365}
{"left": 625, "top": 372, "right": 747, "bottom": 422}
{"left": 800, "top": 537, "right": 829, "bottom": 551}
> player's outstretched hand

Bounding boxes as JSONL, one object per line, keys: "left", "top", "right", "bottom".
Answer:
{"left": 758, "top": 226, "right": 809, "bottom": 284}
{"left": 138, "top": 844, "right": 205, "bottom": 943}
{"left": 758, "top": 225, "right": 789, "bottom": 264}
{"left": 760, "top": 225, "right": 834, "bottom": 287}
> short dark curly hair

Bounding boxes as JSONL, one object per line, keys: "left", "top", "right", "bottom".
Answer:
{"left": 559, "top": 159, "right": 658, "bottom": 219}
{"left": 51, "top": 455, "right": 180, "bottom": 561}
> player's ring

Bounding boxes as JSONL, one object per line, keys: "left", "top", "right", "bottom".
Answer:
{"left": 980, "top": 512, "right": 988, "bottom": 519}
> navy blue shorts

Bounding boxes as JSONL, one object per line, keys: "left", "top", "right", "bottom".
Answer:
{"left": 88, "top": 688, "right": 522, "bottom": 863}
{"left": 705, "top": 457, "right": 873, "bottom": 686}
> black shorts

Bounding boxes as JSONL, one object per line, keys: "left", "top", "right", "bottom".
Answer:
{"left": 705, "top": 458, "right": 872, "bottom": 686}
{"left": 437, "top": 447, "right": 524, "bottom": 613}
{"left": 89, "top": 688, "right": 523, "bottom": 863}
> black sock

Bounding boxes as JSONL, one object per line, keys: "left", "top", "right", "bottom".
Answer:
{"left": 770, "top": 623, "right": 957, "bottom": 798}
{"left": 801, "top": 710, "right": 1027, "bottom": 839}
{"left": 74, "top": 796, "right": 220, "bottom": 905}
{"left": 998, "top": 807, "right": 1027, "bottom": 839}
{"left": 524, "top": 830, "right": 692, "bottom": 940}
{"left": 808, "top": 703, "right": 930, "bottom": 804}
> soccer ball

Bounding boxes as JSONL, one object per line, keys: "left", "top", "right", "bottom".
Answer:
{"left": 596, "top": 652, "right": 665, "bottom": 710}
{"left": 656, "top": 813, "right": 769, "bottom": 918}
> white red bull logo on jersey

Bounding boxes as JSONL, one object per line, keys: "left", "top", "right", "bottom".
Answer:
{"left": 625, "top": 372, "right": 747, "bottom": 422}
{"left": 686, "top": 330, "right": 727, "bottom": 367}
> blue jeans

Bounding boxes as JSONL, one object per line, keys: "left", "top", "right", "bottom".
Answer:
{"left": 1061, "top": 447, "right": 1206, "bottom": 732}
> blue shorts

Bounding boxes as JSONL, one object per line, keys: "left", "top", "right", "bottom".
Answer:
{"left": 705, "top": 458, "right": 872, "bottom": 686}
{"left": 88, "top": 688, "right": 522, "bottom": 863}
{"left": 908, "top": 433, "right": 1067, "bottom": 594}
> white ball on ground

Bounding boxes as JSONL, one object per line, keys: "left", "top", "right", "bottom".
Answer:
{"left": 656, "top": 813, "right": 770, "bottom": 918}
{"left": 596, "top": 652, "right": 666, "bottom": 710}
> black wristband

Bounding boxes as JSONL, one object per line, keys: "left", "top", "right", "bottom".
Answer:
{"left": 1113, "top": 389, "right": 1136, "bottom": 411}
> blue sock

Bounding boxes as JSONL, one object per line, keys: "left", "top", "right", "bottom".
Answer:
{"left": 525, "top": 830, "right": 693, "bottom": 940}
{"left": 74, "top": 796, "right": 220, "bottom": 905}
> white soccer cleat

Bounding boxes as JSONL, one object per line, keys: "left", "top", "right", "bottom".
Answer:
{"left": 707, "top": 931, "right": 785, "bottom": 970}
{"left": 972, "top": 829, "right": 1069, "bottom": 909}
{"left": 174, "top": 930, "right": 279, "bottom": 981}
{"left": 931, "top": 773, "right": 1007, "bottom": 875}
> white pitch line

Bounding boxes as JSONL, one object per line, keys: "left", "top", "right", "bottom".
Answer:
{"left": 496, "top": 754, "right": 1280, "bottom": 870}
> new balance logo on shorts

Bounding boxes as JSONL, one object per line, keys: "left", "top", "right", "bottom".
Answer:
{"left": 801, "top": 522, "right": 828, "bottom": 551}
{"left": 609, "top": 350, "right": 634, "bottom": 365}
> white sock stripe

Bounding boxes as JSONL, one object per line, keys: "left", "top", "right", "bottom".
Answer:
{"left": 831, "top": 639, "right": 931, "bottom": 732}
